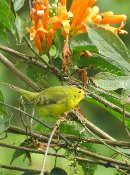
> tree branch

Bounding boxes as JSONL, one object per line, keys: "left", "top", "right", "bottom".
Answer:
{"left": 0, "top": 142, "right": 130, "bottom": 171}
{"left": 0, "top": 163, "right": 46, "bottom": 174}
{"left": 8, "top": 125, "right": 130, "bottom": 148}
{"left": 76, "top": 147, "right": 130, "bottom": 167}
{"left": 0, "top": 53, "right": 40, "bottom": 91}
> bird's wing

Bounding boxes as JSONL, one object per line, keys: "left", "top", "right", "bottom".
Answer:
{"left": 29, "top": 91, "right": 68, "bottom": 106}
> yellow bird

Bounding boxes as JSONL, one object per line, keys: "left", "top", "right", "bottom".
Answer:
{"left": 3, "top": 83, "right": 85, "bottom": 117}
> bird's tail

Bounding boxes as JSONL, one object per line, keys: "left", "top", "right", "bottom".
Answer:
{"left": 2, "top": 82, "right": 39, "bottom": 101}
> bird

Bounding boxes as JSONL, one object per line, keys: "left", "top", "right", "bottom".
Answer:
{"left": 2, "top": 83, "right": 85, "bottom": 117}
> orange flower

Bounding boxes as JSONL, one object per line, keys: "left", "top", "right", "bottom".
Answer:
{"left": 27, "top": 0, "right": 54, "bottom": 53}
{"left": 27, "top": 0, "right": 127, "bottom": 53}
{"left": 68, "top": 0, "right": 127, "bottom": 35}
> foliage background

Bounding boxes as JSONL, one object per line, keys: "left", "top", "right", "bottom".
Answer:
{"left": 0, "top": 0, "right": 130, "bottom": 175}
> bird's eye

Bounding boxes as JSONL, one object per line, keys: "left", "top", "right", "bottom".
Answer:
{"left": 78, "top": 90, "right": 81, "bottom": 93}
{"left": 33, "top": 97, "right": 36, "bottom": 101}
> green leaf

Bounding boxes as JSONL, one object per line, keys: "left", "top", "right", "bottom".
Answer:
{"left": 14, "top": 0, "right": 25, "bottom": 12}
{"left": 79, "top": 54, "right": 123, "bottom": 75}
{"left": 50, "top": 167, "right": 68, "bottom": 175}
{"left": 0, "top": 90, "right": 10, "bottom": 133}
{"left": 15, "top": 15, "right": 27, "bottom": 43}
{"left": 60, "top": 120, "right": 88, "bottom": 136}
{"left": 54, "top": 28, "right": 64, "bottom": 55}
{"left": 92, "top": 72, "right": 130, "bottom": 91}
{"left": 70, "top": 33, "right": 98, "bottom": 52}
{"left": 10, "top": 140, "right": 27, "bottom": 165}
{"left": 0, "top": 0, "right": 16, "bottom": 35}
{"left": 87, "top": 24, "right": 130, "bottom": 74}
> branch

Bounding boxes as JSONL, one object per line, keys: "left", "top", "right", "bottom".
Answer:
{"left": 7, "top": 125, "right": 59, "bottom": 145}
{"left": 0, "top": 53, "right": 40, "bottom": 91}
{"left": 0, "top": 163, "right": 47, "bottom": 174}
{"left": 8, "top": 125, "right": 130, "bottom": 148}
{"left": 76, "top": 147, "right": 130, "bottom": 167}
{"left": 0, "top": 44, "right": 47, "bottom": 69}
{"left": 0, "top": 142, "right": 64, "bottom": 158}
{"left": 0, "top": 142, "right": 130, "bottom": 171}
{"left": 0, "top": 44, "right": 62, "bottom": 82}
{"left": 75, "top": 157, "right": 130, "bottom": 171}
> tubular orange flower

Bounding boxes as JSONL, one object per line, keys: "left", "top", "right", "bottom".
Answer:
{"left": 27, "top": 0, "right": 55, "bottom": 53}
{"left": 27, "top": 0, "right": 127, "bottom": 53}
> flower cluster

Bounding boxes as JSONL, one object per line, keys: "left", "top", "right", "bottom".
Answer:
{"left": 27, "top": 0, "right": 127, "bottom": 53}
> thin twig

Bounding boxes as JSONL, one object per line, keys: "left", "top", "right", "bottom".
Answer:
{"left": 7, "top": 125, "right": 59, "bottom": 145}
{"left": 24, "top": 36, "right": 48, "bottom": 65}
{"left": 0, "top": 163, "right": 46, "bottom": 174}
{"left": 75, "top": 157, "right": 130, "bottom": 171}
{"left": 0, "top": 53, "right": 40, "bottom": 91}
{"left": 76, "top": 147, "right": 130, "bottom": 167}
{"left": 0, "top": 142, "right": 64, "bottom": 158}
{"left": 115, "top": 166, "right": 129, "bottom": 175}
{"left": 40, "top": 118, "right": 64, "bottom": 175}
{"left": 73, "top": 111, "right": 130, "bottom": 159}
{"left": 70, "top": 111, "right": 115, "bottom": 141}
{"left": 40, "top": 126, "right": 58, "bottom": 175}
{"left": 123, "top": 105, "right": 130, "bottom": 138}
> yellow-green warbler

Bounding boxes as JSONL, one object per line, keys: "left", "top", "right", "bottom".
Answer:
{"left": 3, "top": 83, "right": 85, "bottom": 117}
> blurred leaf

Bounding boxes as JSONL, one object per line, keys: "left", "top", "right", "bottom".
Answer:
{"left": 66, "top": 0, "right": 72, "bottom": 10}
{"left": 0, "top": 23, "right": 8, "bottom": 45}
{"left": 50, "top": 167, "right": 68, "bottom": 175}
{"left": 0, "top": 117, "right": 11, "bottom": 133}
{"left": 87, "top": 24, "right": 130, "bottom": 74}
{"left": 115, "top": 172, "right": 123, "bottom": 175}
{"left": 49, "top": 0, "right": 55, "bottom": 4}
{"left": 52, "top": 56, "right": 62, "bottom": 69}
{"left": 21, "top": 172, "right": 39, "bottom": 175}
{"left": 27, "top": 64, "right": 47, "bottom": 88}
{"left": 78, "top": 143, "right": 97, "bottom": 175}
{"left": 71, "top": 51, "right": 80, "bottom": 66}
{"left": 79, "top": 54, "right": 123, "bottom": 75}
{"left": 92, "top": 72, "right": 130, "bottom": 91}
{"left": 10, "top": 140, "right": 27, "bottom": 165}
{"left": 0, "top": 0, "right": 16, "bottom": 35}
{"left": 15, "top": 15, "right": 27, "bottom": 43}
{"left": 0, "top": 90, "right": 10, "bottom": 133}
{"left": 70, "top": 33, "right": 98, "bottom": 52}
{"left": 60, "top": 120, "right": 89, "bottom": 137}
{"left": 22, "top": 172, "right": 49, "bottom": 175}
{"left": 84, "top": 89, "right": 130, "bottom": 128}
{"left": 54, "top": 28, "right": 64, "bottom": 55}
{"left": 120, "top": 89, "right": 130, "bottom": 105}
{"left": 14, "top": 0, "right": 25, "bottom": 12}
